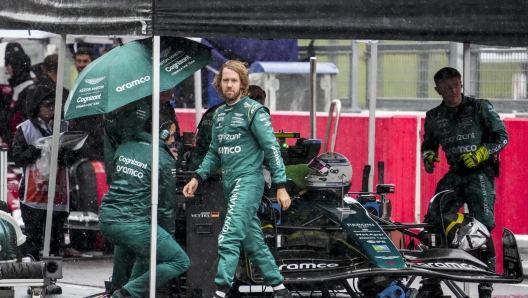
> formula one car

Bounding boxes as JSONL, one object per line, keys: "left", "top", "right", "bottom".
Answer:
{"left": 229, "top": 152, "right": 524, "bottom": 298}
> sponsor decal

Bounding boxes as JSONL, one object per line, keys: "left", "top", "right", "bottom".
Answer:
{"left": 444, "top": 144, "right": 478, "bottom": 156}
{"left": 336, "top": 207, "right": 357, "bottom": 214}
{"left": 219, "top": 178, "right": 242, "bottom": 244}
{"left": 79, "top": 85, "right": 105, "bottom": 93}
{"left": 85, "top": 76, "right": 106, "bottom": 85}
{"left": 191, "top": 212, "right": 220, "bottom": 218}
{"left": 160, "top": 47, "right": 172, "bottom": 58}
{"left": 271, "top": 146, "right": 281, "bottom": 165}
{"left": 217, "top": 133, "right": 241, "bottom": 142}
{"left": 278, "top": 262, "right": 340, "bottom": 271}
{"left": 413, "top": 262, "right": 484, "bottom": 271}
{"left": 373, "top": 245, "right": 390, "bottom": 251}
{"left": 118, "top": 155, "right": 148, "bottom": 169}
{"left": 115, "top": 165, "right": 144, "bottom": 178}
{"left": 442, "top": 133, "right": 475, "bottom": 144}
{"left": 250, "top": 104, "right": 259, "bottom": 115}
{"left": 116, "top": 75, "right": 150, "bottom": 92}
{"left": 374, "top": 256, "right": 401, "bottom": 259}
{"left": 77, "top": 94, "right": 101, "bottom": 103}
{"left": 264, "top": 121, "right": 271, "bottom": 127}
{"left": 165, "top": 55, "right": 191, "bottom": 72}
{"left": 218, "top": 146, "right": 242, "bottom": 154}
{"left": 234, "top": 113, "right": 243, "bottom": 117}
{"left": 160, "top": 50, "right": 184, "bottom": 65}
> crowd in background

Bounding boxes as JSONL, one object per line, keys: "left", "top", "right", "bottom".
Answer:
{"left": 0, "top": 42, "right": 184, "bottom": 259}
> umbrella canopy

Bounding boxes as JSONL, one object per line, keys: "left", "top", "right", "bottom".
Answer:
{"left": 64, "top": 36, "right": 212, "bottom": 120}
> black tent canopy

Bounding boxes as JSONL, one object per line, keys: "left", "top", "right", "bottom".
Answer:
{"left": 1, "top": 0, "right": 527, "bottom": 46}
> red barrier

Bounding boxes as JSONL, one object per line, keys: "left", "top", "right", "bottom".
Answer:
{"left": 176, "top": 109, "right": 528, "bottom": 272}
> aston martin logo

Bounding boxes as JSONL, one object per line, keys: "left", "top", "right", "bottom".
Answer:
{"left": 85, "top": 76, "right": 106, "bottom": 85}
{"left": 161, "top": 47, "right": 172, "bottom": 58}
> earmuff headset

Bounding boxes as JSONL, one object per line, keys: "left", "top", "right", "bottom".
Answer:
{"left": 159, "top": 120, "right": 172, "bottom": 142}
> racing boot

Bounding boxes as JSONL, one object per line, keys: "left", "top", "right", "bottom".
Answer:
{"left": 273, "top": 284, "right": 292, "bottom": 298}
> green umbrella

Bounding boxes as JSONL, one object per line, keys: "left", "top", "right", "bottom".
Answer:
{"left": 64, "top": 37, "right": 212, "bottom": 120}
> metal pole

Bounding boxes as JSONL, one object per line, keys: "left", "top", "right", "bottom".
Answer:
{"left": 194, "top": 70, "right": 203, "bottom": 126}
{"left": 310, "top": 57, "right": 317, "bottom": 139}
{"left": 462, "top": 41, "right": 472, "bottom": 297}
{"left": 150, "top": 35, "right": 161, "bottom": 298}
{"left": 0, "top": 149, "right": 7, "bottom": 203}
{"left": 43, "top": 33, "right": 66, "bottom": 257}
{"left": 367, "top": 41, "right": 378, "bottom": 192}
{"left": 463, "top": 42, "right": 471, "bottom": 96}
{"left": 349, "top": 40, "right": 361, "bottom": 112}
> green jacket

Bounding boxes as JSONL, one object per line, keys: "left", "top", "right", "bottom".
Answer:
{"left": 99, "top": 132, "right": 177, "bottom": 234}
{"left": 196, "top": 96, "right": 287, "bottom": 188}
{"left": 421, "top": 95, "right": 508, "bottom": 174}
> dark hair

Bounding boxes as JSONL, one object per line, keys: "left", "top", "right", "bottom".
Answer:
{"left": 43, "top": 54, "right": 59, "bottom": 73}
{"left": 4, "top": 43, "right": 31, "bottom": 73}
{"left": 434, "top": 67, "right": 461, "bottom": 86}
{"left": 73, "top": 47, "right": 96, "bottom": 61}
{"left": 248, "top": 85, "right": 266, "bottom": 105}
{"left": 26, "top": 85, "right": 55, "bottom": 119}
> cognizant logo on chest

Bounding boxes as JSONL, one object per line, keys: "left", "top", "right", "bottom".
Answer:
{"left": 217, "top": 133, "right": 241, "bottom": 142}
{"left": 218, "top": 146, "right": 241, "bottom": 154}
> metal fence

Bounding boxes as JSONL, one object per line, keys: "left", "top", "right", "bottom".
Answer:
{"left": 298, "top": 40, "right": 528, "bottom": 113}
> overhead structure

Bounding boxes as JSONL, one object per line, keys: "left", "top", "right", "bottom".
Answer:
{"left": 2, "top": 0, "right": 527, "bottom": 47}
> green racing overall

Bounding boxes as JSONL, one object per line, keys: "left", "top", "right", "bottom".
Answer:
{"left": 99, "top": 132, "right": 189, "bottom": 297}
{"left": 195, "top": 96, "right": 287, "bottom": 287}
{"left": 422, "top": 95, "right": 508, "bottom": 230}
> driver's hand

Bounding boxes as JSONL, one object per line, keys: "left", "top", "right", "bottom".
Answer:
{"left": 183, "top": 178, "right": 199, "bottom": 197}
{"left": 276, "top": 188, "right": 291, "bottom": 210}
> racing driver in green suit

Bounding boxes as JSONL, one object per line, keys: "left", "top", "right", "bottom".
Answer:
{"left": 183, "top": 60, "right": 292, "bottom": 298}
{"left": 421, "top": 67, "right": 508, "bottom": 298}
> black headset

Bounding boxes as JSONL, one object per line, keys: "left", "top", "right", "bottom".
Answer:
{"left": 159, "top": 120, "right": 172, "bottom": 142}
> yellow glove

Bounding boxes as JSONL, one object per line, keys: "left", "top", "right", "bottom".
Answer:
{"left": 461, "top": 146, "right": 489, "bottom": 168}
{"left": 422, "top": 150, "right": 440, "bottom": 174}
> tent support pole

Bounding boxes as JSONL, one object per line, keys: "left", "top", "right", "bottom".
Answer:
{"left": 310, "top": 57, "right": 317, "bottom": 139}
{"left": 367, "top": 41, "right": 378, "bottom": 192}
{"left": 150, "top": 35, "right": 161, "bottom": 298}
{"left": 43, "top": 33, "right": 67, "bottom": 258}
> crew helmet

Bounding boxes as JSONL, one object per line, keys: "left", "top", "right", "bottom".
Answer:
{"left": 305, "top": 152, "right": 352, "bottom": 193}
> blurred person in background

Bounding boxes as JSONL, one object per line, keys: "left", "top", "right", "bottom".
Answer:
{"left": 11, "top": 85, "right": 78, "bottom": 261}
{"left": 4, "top": 43, "right": 35, "bottom": 160}
{"left": 0, "top": 65, "right": 12, "bottom": 149}
{"left": 73, "top": 47, "right": 95, "bottom": 74}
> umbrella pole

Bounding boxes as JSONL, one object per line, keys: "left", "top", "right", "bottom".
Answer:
{"left": 43, "top": 33, "right": 67, "bottom": 258}
{"left": 149, "top": 35, "right": 161, "bottom": 298}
